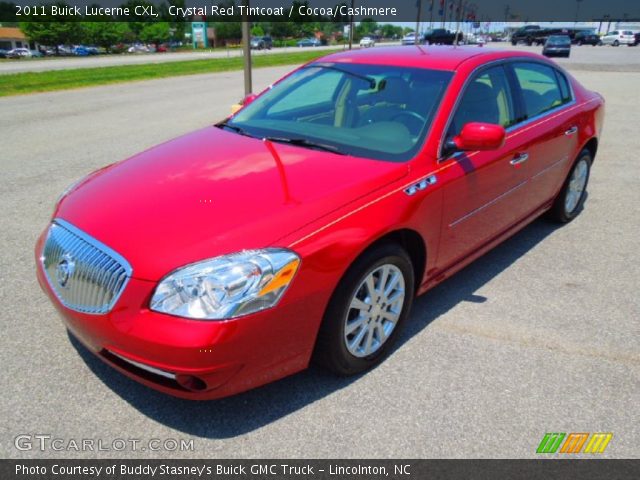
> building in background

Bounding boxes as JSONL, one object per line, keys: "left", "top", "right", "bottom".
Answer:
{"left": 0, "top": 26, "right": 32, "bottom": 50}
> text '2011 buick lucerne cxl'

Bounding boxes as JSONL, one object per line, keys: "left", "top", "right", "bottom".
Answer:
{"left": 36, "top": 46, "right": 605, "bottom": 399}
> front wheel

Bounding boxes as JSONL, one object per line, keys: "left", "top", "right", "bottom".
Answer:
{"left": 613, "top": 40, "right": 620, "bottom": 46}
{"left": 549, "top": 149, "right": 592, "bottom": 223}
{"left": 313, "top": 243, "right": 415, "bottom": 376}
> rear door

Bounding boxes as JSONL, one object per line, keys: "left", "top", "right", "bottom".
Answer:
{"left": 507, "top": 61, "right": 579, "bottom": 207}
{"left": 436, "top": 64, "right": 532, "bottom": 269}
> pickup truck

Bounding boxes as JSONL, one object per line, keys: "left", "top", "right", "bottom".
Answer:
{"left": 423, "top": 29, "right": 460, "bottom": 45}
{"left": 511, "top": 25, "right": 577, "bottom": 46}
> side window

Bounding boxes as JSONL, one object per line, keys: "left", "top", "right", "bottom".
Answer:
{"left": 448, "top": 65, "right": 515, "bottom": 136}
{"left": 267, "top": 69, "right": 342, "bottom": 115}
{"left": 554, "top": 70, "right": 572, "bottom": 103}
{"left": 512, "top": 63, "right": 565, "bottom": 119}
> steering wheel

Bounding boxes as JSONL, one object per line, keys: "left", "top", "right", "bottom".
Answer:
{"left": 390, "top": 111, "right": 427, "bottom": 135}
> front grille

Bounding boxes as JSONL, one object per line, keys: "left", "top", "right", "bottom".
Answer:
{"left": 41, "top": 219, "right": 132, "bottom": 314}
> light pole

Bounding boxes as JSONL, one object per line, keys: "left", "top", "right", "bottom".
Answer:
{"left": 575, "top": 0, "right": 583, "bottom": 24}
{"left": 416, "top": 0, "right": 423, "bottom": 45}
{"left": 241, "top": 0, "right": 252, "bottom": 96}
{"left": 349, "top": 0, "right": 355, "bottom": 50}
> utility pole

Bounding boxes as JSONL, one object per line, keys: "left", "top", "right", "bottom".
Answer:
{"left": 241, "top": 0, "right": 252, "bottom": 96}
{"left": 429, "top": 0, "right": 434, "bottom": 29}
{"left": 416, "top": 0, "right": 422, "bottom": 44}
{"left": 349, "top": 0, "right": 354, "bottom": 49}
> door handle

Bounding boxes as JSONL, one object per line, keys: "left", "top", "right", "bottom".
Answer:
{"left": 565, "top": 126, "right": 578, "bottom": 136}
{"left": 510, "top": 153, "right": 529, "bottom": 166}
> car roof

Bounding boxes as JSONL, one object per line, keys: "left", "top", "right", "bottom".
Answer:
{"left": 315, "top": 46, "right": 542, "bottom": 71}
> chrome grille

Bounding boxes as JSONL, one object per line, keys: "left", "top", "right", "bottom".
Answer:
{"left": 41, "top": 219, "right": 132, "bottom": 314}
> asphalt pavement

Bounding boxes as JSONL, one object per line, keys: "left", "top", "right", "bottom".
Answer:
{"left": 0, "top": 47, "right": 638, "bottom": 459}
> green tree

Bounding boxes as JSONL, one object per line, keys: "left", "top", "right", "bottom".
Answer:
{"left": 19, "top": 2, "right": 84, "bottom": 54}
{"left": 139, "top": 22, "right": 170, "bottom": 45}
{"left": 82, "top": 22, "right": 130, "bottom": 52}
{"left": 356, "top": 18, "right": 378, "bottom": 37}
{"left": 212, "top": 22, "right": 241, "bottom": 43}
{"left": 380, "top": 23, "right": 403, "bottom": 39}
{"left": 0, "top": 1, "right": 18, "bottom": 26}
{"left": 251, "top": 24, "right": 264, "bottom": 37}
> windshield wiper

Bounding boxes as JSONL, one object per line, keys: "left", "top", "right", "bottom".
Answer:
{"left": 216, "top": 121, "right": 255, "bottom": 138}
{"left": 264, "top": 136, "right": 346, "bottom": 155}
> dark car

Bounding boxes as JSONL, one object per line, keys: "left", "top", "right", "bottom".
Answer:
{"left": 543, "top": 35, "right": 571, "bottom": 57}
{"left": 511, "top": 25, "right": 542, "bottom": 45}
{"left": 0, "top": 49, "right": 8, "bottom": 58}
{"left": 250, "top": 36, "right": 273, "bottom": 50}
{"left": 423, "top": 29, "right": 458, "bottom": 45}
{"left": 573, "top": 30, "right": 601, "bottom": 46}
{"left": 296, "top": 37, "right": 321, "bottom": 48}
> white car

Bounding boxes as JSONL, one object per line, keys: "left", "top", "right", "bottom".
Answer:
{"left": 127, "top": 44, "right": 150, "bottom": 54}
{"left": 359, "top": 37, "right": 375, "bottom": 48}
{"left": 7, "top": 48, "right": 32, "bottom": 58}
{"left": 600, "top": 30, "right": 635, "bottom": 46}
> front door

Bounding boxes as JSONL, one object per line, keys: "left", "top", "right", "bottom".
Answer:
{"left": 436, "top": 64, "right": 531, "bottom": 270}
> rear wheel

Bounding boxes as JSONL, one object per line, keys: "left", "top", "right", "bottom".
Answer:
{"left": 313, "top": 243, "right": 415, "bottom": 376}
{"left": 549, "top": 149, "right": 592, "bottom": 223}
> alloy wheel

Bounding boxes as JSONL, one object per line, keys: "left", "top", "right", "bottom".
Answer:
{"left": 344, "top": 264, "right": 405, "bottom": 358}
{"left": 565, "top": 158, "right": 589, "bottom": 214}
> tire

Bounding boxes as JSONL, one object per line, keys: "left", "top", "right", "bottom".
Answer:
{"left": 613, "top": 40, "right": 619, "bottom": 46}
{"left": 577, "top": 40, "right": 583, "bottom": 46}
{"left": 549, "top": 149, "right": 592, "bottom": 223}
{"left": 313, "top": 243, "right": 415, "bottom": 376}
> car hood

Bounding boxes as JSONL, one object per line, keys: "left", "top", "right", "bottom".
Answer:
{"left": 55, "top": 126, "right": 408, "bottom": 280}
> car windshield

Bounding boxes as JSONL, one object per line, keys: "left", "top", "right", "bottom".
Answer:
{"left": 223, "top": 63, "right": 453, "bottom": 162}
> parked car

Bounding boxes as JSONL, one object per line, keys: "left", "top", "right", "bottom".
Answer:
{"left": 6, "top": 48, "right": 32, "bottom": 58}
{"left": 36, "top": 46, "right": 604, "bottom": 400}
{"left": 0, "top": 49, "right": 9, "bottom": 58}
{"left": 128, "top": 44, "right": 150, "bottom": 53}
{"left": 510, "top": 25, "right": 542, "bottom": 45}
{"left": 543, "top": 35, "right": 571, "bottom": 57}
{"left": 296, "top": 37, "right": 321, "bottom": 47}
{"left": 401, "top": 32, "right": 420, "bottom": 45}
{"left": 423, "top": 28, "right": 458, "bottom": 45}
{"left": 573, "top": 30, "right": 601, "bottom": 46}
{"left": 72, "top": 46, "right": 90, "bottom": 56}
{"left": 29, "top": 50, "right": 44, "bottom": 58}
{"left": 600, "top": 30, "right": 635, "bottom": 46}
{"left": 250, "top": 36, "right": 273, "bottom": 50}
{"left": 359, "top": 36, "right": 375, "bottom": 48}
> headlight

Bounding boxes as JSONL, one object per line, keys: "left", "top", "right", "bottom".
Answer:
{"left": 149, "top": 249, "right": 300, "bottom": 320}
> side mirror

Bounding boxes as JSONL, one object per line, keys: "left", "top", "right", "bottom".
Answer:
{"left": 230, "top": 93, "right": 257, "bottom": 114}
{"left": 447, "top": 122, "right": 506, "bottom": 152}
{"left": 242, "top": 93, "right": 257, "bottom": 106}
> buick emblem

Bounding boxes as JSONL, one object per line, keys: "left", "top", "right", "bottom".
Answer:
{"left": 56, "top": 254, "right": 76, "bottom": 288}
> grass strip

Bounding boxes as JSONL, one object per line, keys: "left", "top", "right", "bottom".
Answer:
{"left": 0, "top": 49, "right": 340, "bottom": 97}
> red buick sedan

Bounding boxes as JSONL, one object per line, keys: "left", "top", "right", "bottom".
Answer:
{"left": 36, "top": 47, "right": 604, "bottom": 399}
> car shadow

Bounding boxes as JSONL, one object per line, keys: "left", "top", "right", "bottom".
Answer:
{"left": 70, "top": 217, "right": 560, "bottom": 439}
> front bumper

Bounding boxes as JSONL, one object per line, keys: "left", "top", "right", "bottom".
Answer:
{"left": 35, "top": 230, "right": 324, "bottom": 400}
